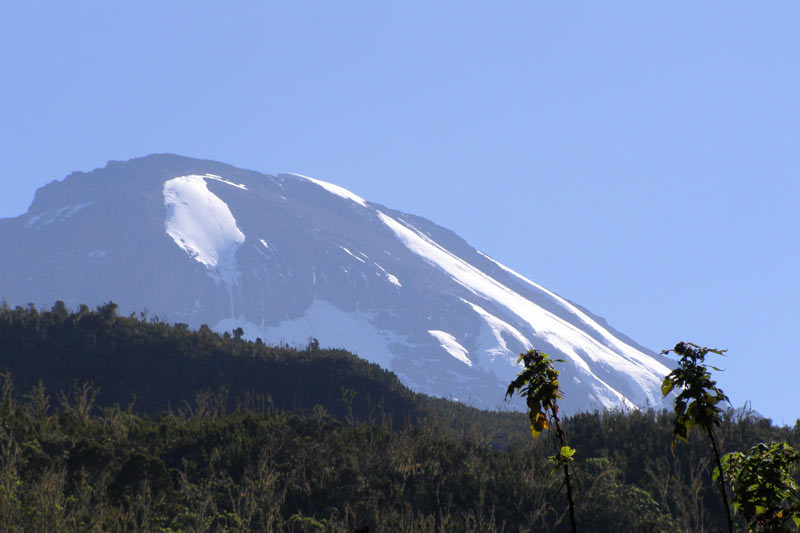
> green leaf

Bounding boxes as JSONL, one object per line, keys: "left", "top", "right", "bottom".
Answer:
{"left": 793, "top": 515, "right": 800, "bottom": 527}
{"left": 661, "top": 378, "right": 675, "bottom": 397}
{"left": 560, "top": 445, "right": 576, "bottom": 458}
{"left": 527, "top": 411, "right": 549, "bottom": 440}
{"left": 533, "top": 412, "right": 548, "bottom": 434}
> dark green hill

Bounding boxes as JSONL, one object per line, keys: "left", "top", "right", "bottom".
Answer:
{"left": 0, "top": 300, "right": 532, "bottom": 449}
{"left": 0, "top": 300, "right": 422, "bottom": 426}
{"left": 1, "top": 301, "right": 798, "bottom": 531}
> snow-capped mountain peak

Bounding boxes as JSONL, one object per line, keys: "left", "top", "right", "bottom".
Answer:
{"left": 0, "top": 154, "right": 673, "bottom": 413}
{"left": 287, "top": 172, "right": 368, "bottom": 207}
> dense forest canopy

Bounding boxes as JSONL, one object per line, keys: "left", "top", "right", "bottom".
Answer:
{"left": 0, "top": 302, "right": 798, "bottom": 531}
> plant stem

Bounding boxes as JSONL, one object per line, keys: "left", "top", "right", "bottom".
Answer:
{"left": 551, "top": 409, "right": 577, "bottom": 533}
{"left": 709, "top": 431, "right": 733, "bottom": 533}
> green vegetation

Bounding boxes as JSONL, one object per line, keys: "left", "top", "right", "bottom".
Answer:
{"left": 0, "top": 302, "right": 799, "bottom": 531}
{"left": 0, "top": 300, "right": 420, "bottom": 428}
{"left": 506, "top": 349, "right": 577, "bottom": 533}
{"left": 661, "top": 342, "right": 734, "bottom": 532}
{"left": 721, "top": 441, "right": 800, "bottom": 532}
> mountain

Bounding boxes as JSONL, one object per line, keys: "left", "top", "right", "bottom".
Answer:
{"left": 0, "top": 154, "right": 673, "bottom": 413}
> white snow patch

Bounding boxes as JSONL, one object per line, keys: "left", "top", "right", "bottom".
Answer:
{"left": 215, "top": 300, "right": 404, "bottom": 369}
{"left": 163, "top": 175, "right": 245, "bottom": 284}
{"left": 65, "top": 202, "right": 92, "bottom": 218}
{"left": 379, "top": 211, "right": 669, "bottom": 408}
{"left": 374, "top": 263, "right": 402, "bottom": 287}
{"left": 26, "top": 212, "right": 47, "bottom": 227}
{"left": 288, "top": 173, "right": 367, "bottom": 207}
{"left": 385, "top": 273, "right": 402, "bottom": 288}
{"left": 462, "top": 299, "right": 532, "bottom": 362}
{"left": 428, "top": 330, "right": 472, "bottom": 367}
{"left": 27, "top": 201, "right": 92, "bottom": 227}
{"left": 50, "top": 205, "right": 72, "bottom": 220}
{"left": 203, "top": 173, "right": 248, "bottom": 190}
{"left": 476, "top": 250, "right": 665, "bottom": 377}
{"left": 340, "top": 246, "right": 366, "bottom": 263}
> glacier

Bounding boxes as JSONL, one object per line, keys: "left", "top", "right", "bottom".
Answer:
{"left": 163, "top": 174, "right": 246, "bottom": 285}
{"left": 0, "top": 154, "right": 674, "bottom": 414}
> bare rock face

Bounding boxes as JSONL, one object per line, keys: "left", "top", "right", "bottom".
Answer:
{"left": 0, "top": 154, "right": 673, "bottom": 413}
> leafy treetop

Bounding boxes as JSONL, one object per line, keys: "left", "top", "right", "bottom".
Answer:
{"left": 720, "top": 441, "right": 800, "bottom": 532}
{"left": 661, "top": 341, "right": 731, "bottom": 450}
{"left": 505, "top": 349, "right": 563, "bottom": 440}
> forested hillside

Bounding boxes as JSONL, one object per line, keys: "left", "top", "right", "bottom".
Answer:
{"left": 0, "top": 301, "right": 422, "bottom": 427}
{"left": 1, "top": 302, "right": 798, "bottom": 531}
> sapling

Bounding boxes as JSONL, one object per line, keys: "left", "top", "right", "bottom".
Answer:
{"left": 507, "top": 349, "right": 577, "bottom": 533}
{"left": 661, "top": 341, "right": 733, "bottom": 533}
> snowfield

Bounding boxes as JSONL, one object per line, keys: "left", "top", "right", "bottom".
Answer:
{"left": 156, "top": 169, "right": 670, "bottom": 411}
{"left": 428, "top": 330, "right": 473, "bottom": 366}
{"left": 163, "top": 174, "right": 246, "bottom": 285}
{"left": 1, "top": 154, "right": 674, "bottom": 414}
{"left": 377, "top": 210, "right": 669, "bottom": 409}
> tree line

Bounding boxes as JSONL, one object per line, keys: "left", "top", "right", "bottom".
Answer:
{"left": 508, "top": 344, "right": 800, "bottom": 532}
{"left": 0, "top": 302, "right": 798, "bottom": 531}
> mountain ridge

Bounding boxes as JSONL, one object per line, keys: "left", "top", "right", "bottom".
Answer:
{"left": 0, "top": 154, "right": 674, "bottom": 413}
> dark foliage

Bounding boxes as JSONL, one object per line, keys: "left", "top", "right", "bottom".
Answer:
{"left": 721, "top": 441, "right": 800, "bottom": 531}
{"left": 661, "top": 341, "right": 734, "bottom": 531}
{"left": 0, "top": 300, "right": 420, "bottom": 427}
{"left": 506, "top": 349, "right": 577, "bottom": 532}
{"left": 0, "top": 302, "right": 798, "bottom": 531}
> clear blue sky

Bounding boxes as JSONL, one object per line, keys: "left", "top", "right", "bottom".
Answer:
{"left": 1, "top": 2, "right": 798, "bottom": 424}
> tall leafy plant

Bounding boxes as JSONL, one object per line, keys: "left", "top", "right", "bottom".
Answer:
{"left": 661, "top": 341, "right": 733, "bottom": 533}
{"left": 720, "top": 441, "right": 800, "bottom": 532}
{"left": 506, "top": 349, "right": 577, "bottom": 533}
